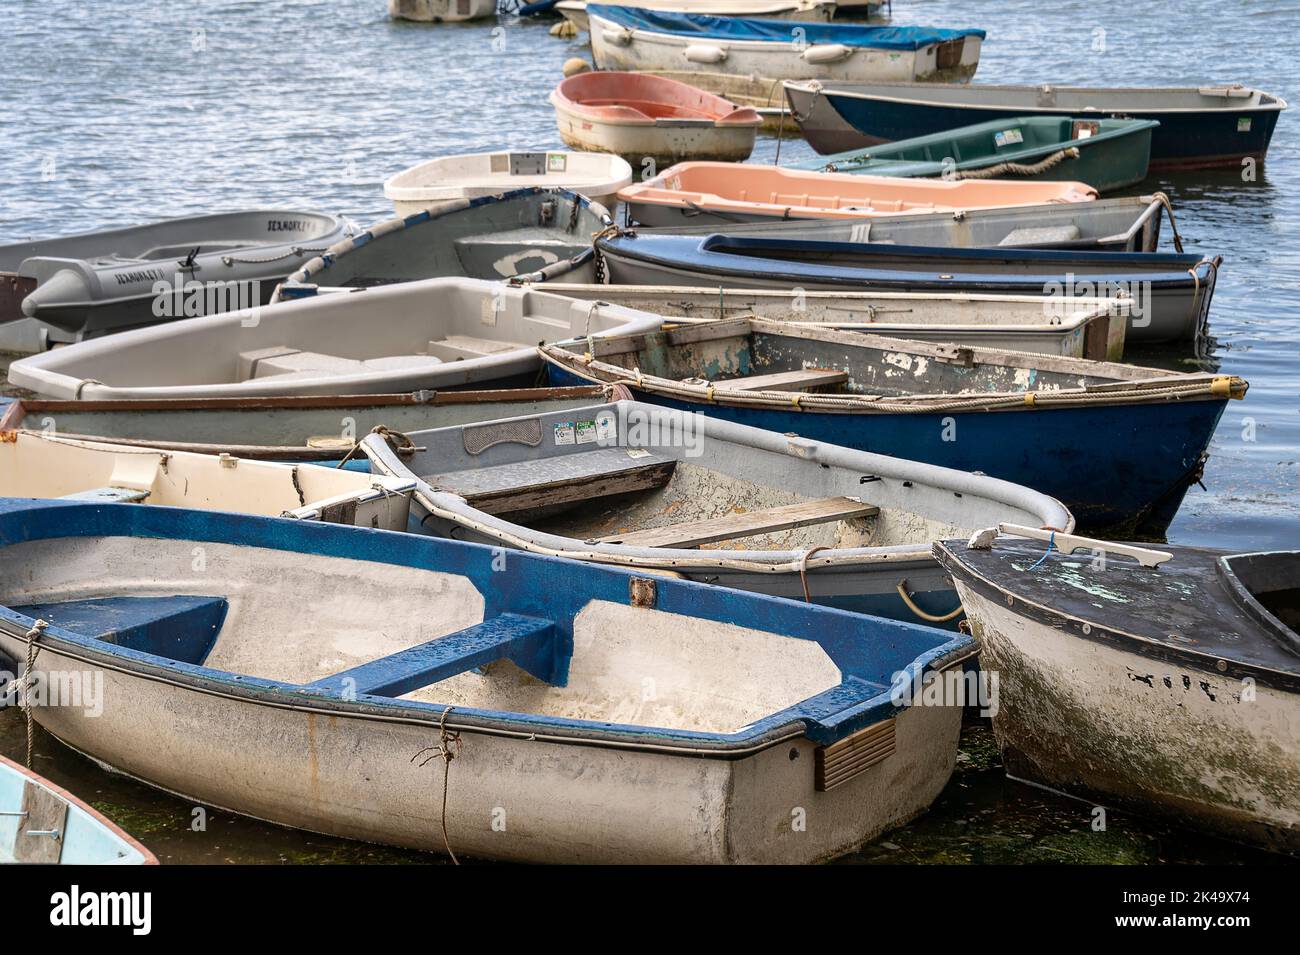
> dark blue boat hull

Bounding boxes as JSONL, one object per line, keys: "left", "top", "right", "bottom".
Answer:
{"left": 808, "top": 93, "right": 1282, "bottom": 169}
{"left": 548, "top": 365, "right": 1229, "bottom": 538}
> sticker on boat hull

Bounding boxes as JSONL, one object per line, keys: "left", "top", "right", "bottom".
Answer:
{"left": 994, "top": 128, "right": 1024, "bottom": 147}
{"left": 554, "top": 422, "right": 575, "bottom": 445}
{"left": 575, "top": 419, "right": 598, "bottom": 445}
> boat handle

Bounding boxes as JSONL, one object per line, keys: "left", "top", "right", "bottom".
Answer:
{"left": 0, "top": 810, "right": 28, "bottom": 818}
{"left": 987, "top": 523, "right": 1172, "bottom": 568}
{"left": 24, "top": 828, "right": 62, "bottom": 839}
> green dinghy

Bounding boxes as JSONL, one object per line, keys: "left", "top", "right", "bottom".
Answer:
{"left": 792, "top": 116, "right": 1158, "bottom": 193}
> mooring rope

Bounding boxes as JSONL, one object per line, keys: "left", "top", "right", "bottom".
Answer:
{"left": 335, "top": 425, "right": 420, "bottom": 470}
{"left": 798, "top": 545, "right": 833, "bottom": 602}
{"left": 14, "top": 620, "right": 48, "bottom": 768}
{"left": 412, "top": 705, "right": 462, "bottom": 865}
{"left": 1151, "top": 191, "right": 1185, "bottom": 253}
{"left": 220, "top": 245, "right": 331, "bottom": 267}
{"left": 895, "top": 581, "right": 964, "bottom": 623}
{"left": 951, "top": 147, "right": 1080, "bottom": 180}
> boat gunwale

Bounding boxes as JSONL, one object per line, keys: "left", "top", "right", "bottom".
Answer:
{"left": 598, "top": 233, "right": 1221, "bottom": 289}
{"left": 783, "top": 79, "right": 1290, "bottom": 115}
{"left": 932, "top": 540, "right": 1300, "bottom": 693}
{"left": 0, "top": 501, "right": 973, "bottom": 755}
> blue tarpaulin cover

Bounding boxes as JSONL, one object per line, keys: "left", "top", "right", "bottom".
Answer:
{"left": 586, "top": 5, "right": 985, "bottom": 49}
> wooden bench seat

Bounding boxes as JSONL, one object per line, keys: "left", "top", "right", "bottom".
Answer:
{"left": 597, "top": 496, "right": 878, "bottom": 549}
{"left": 425, "top": 447, "right": 677, "bottom": 515}
{"left": 721, "top": 368, "right": 848, "bottom": 392}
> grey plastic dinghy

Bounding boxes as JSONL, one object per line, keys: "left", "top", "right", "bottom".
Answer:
{"left": 643, "top": 193, "right": 1173, "bottom": 253}
{"left": 0, "top": 210, "right": 353, "bottom": 353}
{"left": 6, "top": 278, "right": 662, "bottom": 400}
{"left": 359, "top": 399, "right": 1073, "bottom": 626}
{"left": 271, "top": 188, "right": 609, "bottom": 301}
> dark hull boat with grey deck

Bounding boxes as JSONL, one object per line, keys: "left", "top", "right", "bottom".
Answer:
{"left": 784, "top": 80, "right": 1287, "bottom": 169}
{"left": 359, "top": 399, "right": 1072, "bottom": 626}
{"left": 936, "top": 526, "right": 1299, "bottom": 855}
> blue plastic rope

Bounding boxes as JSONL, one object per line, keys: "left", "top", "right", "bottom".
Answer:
{"left": 1026, "top": 531, "right": 1056, "bottom": 571}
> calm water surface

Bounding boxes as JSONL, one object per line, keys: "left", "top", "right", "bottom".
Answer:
{"left": 0, "top": 0, "right": 1295, "bottom": 863}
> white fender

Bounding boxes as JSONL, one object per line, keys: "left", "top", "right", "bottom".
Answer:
{"left": 684, "top": 44, "right": 728, "bottom": 64}
{"left": 800, "top": 43, "right": 852, "bottom": 64}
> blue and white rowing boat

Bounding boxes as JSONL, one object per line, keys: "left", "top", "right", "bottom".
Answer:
{"left": 0, "top": 498, "right": 976, "bottom": 864}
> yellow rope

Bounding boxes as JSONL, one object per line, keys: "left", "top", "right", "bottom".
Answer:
{"left": 896, "top": 582, "right": 964, "bottom": 623}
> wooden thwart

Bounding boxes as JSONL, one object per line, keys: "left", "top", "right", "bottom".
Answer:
{"left": 432, "top": 450, "right": 678, "bottom": 515}
{"left": 724, "top": 368, "right": 848, "bottom": 392}
{"left": 597, "top": 496, "right": 877, "bottom": 548}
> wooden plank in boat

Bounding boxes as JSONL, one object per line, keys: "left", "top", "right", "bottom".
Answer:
{"left": 724, "top": 368, "right": 848, "bottom": 392}
{"left": 430, "top": 447, "right": 677, "bottom": 515}
{"left": 14, "top": 780, "right": 68, "bottom": 864}
{"left": 597, "top": 496, "right": 877, "bottom": 548}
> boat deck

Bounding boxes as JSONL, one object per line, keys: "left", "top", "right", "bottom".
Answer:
{"left": 940, "top": 539, "right": 1300, "bottom": 677}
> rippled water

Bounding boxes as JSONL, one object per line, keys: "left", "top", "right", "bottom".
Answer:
{"left": 0, "top": 0, "right": 1295, "bottom": 863}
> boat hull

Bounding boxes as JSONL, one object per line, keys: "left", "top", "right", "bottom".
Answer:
{"left": 590, "top": 14, "right": 983, "bottom": 86}
{"left": 799, "top": 118, "right": 1156, "bottom": 194}
{"left": 597, "top": 241, "right": 1218, "bottom": 345}
{"left": 546, "top": 365, "right": 1230, "bottom": 538}
{"left": 786, "top": 83, "right": 1285, "bottom": 169}
{"left": 387, "top": 0, "right": 498, "bottom": 21}
{"left": 4, "top": 644, "right": 963, "bottom": 864}
{"left": 950, "top": 581, "right": 1300, "bottom": 854}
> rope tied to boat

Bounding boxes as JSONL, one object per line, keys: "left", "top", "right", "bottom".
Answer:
{"left": 952, "top": 147, "right": 1080, "bottom": 180}
{"left": 334, "top": 425, "right": 421, "bottom": 469}
{"left": 10, "top": 620, "right": 49, "bottom": 769}
{"left": 1026, "top": 529, "right": 1057, "bottom": 571}
{"left": 1151, "top": 192, "right": 1185, "bottom": 253}
{"left": 411, "top": 705, "right": 462, "bottom": 865}
{"left": 798, "top": 546, "right": 833, "bottom": 602}
{"left": 590, "top": 222, "right": 635, "bottom": 285}
{"left": 895, "top": 580, "right": 964, "bottom": 624}
{"left": 221, "top": 246, "right": 331, "bottom": 267}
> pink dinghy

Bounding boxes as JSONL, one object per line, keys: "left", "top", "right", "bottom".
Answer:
{"left": 618, "top": 161, "right": 1099, "bottom": 227}
{"left": 551, "top": 72, "right": 762, "bottom": 168}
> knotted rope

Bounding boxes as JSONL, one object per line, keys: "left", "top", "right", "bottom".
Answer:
{"left": 10, "top": 620, "right": 49, "bottom": 768}
{"left": 951, "top": 147, "right": 1080, "bottom": 180}
{"left": 334, "top": 425, "right": 421, "bottom": 470}
{"left": 412, "top": 706, "right": 462, "bottom": 865}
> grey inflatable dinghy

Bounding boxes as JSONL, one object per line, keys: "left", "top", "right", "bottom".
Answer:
{"left": 0, "top": 210, "right": 352, "bottom": 352}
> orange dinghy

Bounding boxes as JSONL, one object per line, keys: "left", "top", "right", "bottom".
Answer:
{"left": 551, "top": 73, "right": 762, "bottom": 169}
{"left": 619, "top": 161, "right": 1098, "bottom": 227}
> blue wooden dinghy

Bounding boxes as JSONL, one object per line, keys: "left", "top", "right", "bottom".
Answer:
{"left": 0, "top": 499, "right": 976, "bottom": 864}
{"left": 935, "top": 526, "right": 1299, "bottom": 855}
{"left": 784, "top": 80, "right": 1287, "bottom": 169}
{"left": 539, "top": 320, "right": 1248, "bottom": 537}
{"left": 591, "top": 231, "right": 1222, "bottom": 345}
{"left": 1, "top": 754, "right": 156, "bottom": 864}
{"left": 359, "top": 399, "right": 1072, "bottom": 626}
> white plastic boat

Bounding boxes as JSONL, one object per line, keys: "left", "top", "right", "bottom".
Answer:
{"left": 6, "top": 277, "right": 662, "bottom": 400}
{"left": 387, "top": 0, "right": 498, "bottom": 22}
{"left": 384, "top": 151, "right": 632, "bottom": 216}
{"left": 588, "top": 6, "right": 984, "bottom": 88}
